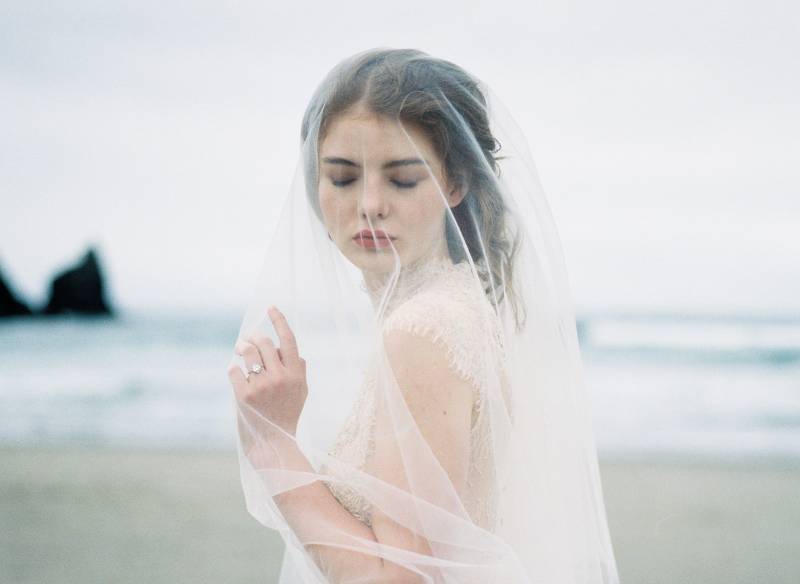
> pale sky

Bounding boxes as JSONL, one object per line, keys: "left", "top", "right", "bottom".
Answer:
{"left": 2, "top": 0, "right": 798, "bottom": 315}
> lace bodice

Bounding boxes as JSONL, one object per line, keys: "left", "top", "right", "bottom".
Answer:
{"left": 320, "top": 253, "right": 507, "bottom": 531}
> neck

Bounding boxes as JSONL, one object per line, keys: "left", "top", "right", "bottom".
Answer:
{"left": 362, "top": 239, "right": 450, "bottom": 290}
{"left": 361, "top": 245, "right": 453, "bottom": 311}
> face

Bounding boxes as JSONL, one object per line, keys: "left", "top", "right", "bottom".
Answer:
{"left": 317, "top": 107, "right": 465, "bottom": 276}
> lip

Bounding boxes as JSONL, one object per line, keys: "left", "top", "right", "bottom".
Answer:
{"left": 353, "top": 229, "right": 395, "bottom": 249}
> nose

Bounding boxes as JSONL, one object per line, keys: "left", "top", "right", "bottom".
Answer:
{"left": 357, "top": 178, "right": 389, "bottom": 222}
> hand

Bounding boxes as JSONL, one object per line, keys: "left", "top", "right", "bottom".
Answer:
{"left": 228, "top": 306, "right": 308, "bottom": 440}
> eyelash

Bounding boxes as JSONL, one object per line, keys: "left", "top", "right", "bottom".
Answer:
{"left": 331, "top": 178, "right": 417, "bottom": 189}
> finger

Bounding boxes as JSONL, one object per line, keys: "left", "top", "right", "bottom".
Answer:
{"left": 244, "top": 333, "right": 283, "bottom": 373}
{"left": 227, "top": 357, "right": 248, "bottom": 398}
{"left": 235, "top": 340, "right": 265, "bottom": 372}
{"left": 268, "top": 306, "right": 300, "bottom": 362}
{"left": 244, "top": 332, "right": 278, "bottom": 365}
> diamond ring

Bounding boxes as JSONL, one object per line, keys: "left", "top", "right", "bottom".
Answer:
{"left": 246, "top": 362, "right": 264, "bottom": 381}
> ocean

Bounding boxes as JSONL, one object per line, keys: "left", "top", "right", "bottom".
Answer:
{"left": 1, "top": 311, "right": 798, "bottom": 462}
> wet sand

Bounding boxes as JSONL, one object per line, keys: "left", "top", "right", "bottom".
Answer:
{"left": 1, "top": 447, "right": 798, "bottom": 583}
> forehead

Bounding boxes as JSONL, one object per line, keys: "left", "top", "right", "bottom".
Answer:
{"left": 319, "top": 110, "right": 438, "bottom": 162}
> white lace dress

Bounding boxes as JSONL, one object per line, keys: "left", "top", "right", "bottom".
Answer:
{"left": 320, "top": 253, "right": 508, "bottom": 532}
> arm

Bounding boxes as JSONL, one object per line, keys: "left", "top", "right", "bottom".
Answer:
{"left": 231, "top": 309, "right": 474, "bottom": 583}
{"left": 252, "top": 432, "right": 388, "bottom": 580}
{"left": 367, "top": 327, "right": 475, "bottom": 577}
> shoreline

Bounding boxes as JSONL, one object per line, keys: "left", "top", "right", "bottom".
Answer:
{"left": 2, "top": 445, "right": 799, "bottom": 583}
{"left": 7, "top": 441, "right": 798, "bottom": 466}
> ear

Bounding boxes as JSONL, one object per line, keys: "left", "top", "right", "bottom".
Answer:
{"left": 447, "top": 185, "right": 467, "bottom": 208}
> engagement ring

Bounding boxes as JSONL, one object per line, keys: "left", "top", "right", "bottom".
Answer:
{"left": 246, "top": 362, "right": 264, "bottom": 381}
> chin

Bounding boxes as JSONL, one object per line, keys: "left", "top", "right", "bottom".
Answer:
{"left": 355, "top": 251, "right": 402, "bottom": 273}
{"left": 343, "top": 241, "right": 406, "bottom": 272}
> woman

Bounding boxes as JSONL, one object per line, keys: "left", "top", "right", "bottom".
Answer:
{"left": 228, "top": 48, "right": 620, "bottom": 583}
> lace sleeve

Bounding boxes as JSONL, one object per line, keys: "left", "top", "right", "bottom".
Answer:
{"left": 381, "top": 288, "right": 499, "bottom": 398}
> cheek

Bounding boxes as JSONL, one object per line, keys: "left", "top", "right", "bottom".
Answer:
{"left": 408, "top": 190, "right": 447, "bottom": 233}
{"left": 318, "top": 188, "right": 348, "bottom": 235}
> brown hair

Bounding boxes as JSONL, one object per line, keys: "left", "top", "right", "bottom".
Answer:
{"left": 301, "top": 48, "right": 526, "bottom": 331}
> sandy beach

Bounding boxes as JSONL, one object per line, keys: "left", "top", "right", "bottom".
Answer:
{"left": 1, "top": 446, "right": 798, "bottom": 583}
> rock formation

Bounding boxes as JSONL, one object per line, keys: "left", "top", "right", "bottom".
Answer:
{"left": 43, "top": 247, "right": 113, "bottom": 316}
{"left": 0, "top": 266, "right": 32, "bottom": 317}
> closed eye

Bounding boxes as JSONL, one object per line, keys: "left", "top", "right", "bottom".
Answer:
{"left": 392, "top": 180, "right": 417, "bottom": 189}
{"left": 331, "top": 178, "right": 418, "bottom": 189}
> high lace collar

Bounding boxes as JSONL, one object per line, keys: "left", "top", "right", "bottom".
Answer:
{"left": 360, "top": 252, "right": 459, "bottom": 316}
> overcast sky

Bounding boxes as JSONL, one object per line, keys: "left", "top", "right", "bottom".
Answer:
{"left": 1, "top": 0, "right": 798, "bottom": 315}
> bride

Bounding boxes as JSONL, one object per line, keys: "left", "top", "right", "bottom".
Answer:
{"left": 228, "top": 48, "right": 620, "bottom": 583}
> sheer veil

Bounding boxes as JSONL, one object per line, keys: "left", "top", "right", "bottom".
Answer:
{"left": 228, "top": 47, "right": 620, "bottom": 583}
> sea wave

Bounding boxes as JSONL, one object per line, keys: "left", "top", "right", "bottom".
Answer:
{"left": 1, "top": 312, "right": 798, "bottom": 458}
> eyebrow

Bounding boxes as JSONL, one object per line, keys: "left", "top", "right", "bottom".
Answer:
{"left": 321, "top": 157, "right": 428, "bottom": 170}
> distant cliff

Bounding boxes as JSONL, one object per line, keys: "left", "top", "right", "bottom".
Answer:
{"left": 43, "top": 248, "right": 113, "bottom": 316}
{"left": 0, "top": 246, "right": 114, "bottom": 319}
{"left": 0, "top": 266, "right": 32, "bottom": 317}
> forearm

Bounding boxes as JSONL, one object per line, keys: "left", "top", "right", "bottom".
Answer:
{"left": 250, "top": 433, "right": 424, "bottom": 583}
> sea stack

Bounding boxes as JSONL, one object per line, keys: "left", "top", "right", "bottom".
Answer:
{"left": 43, "top": 247, "right": 113, "bottom": 316}
{"left": 0, "top": 266, "right": 32, "bottom": 317}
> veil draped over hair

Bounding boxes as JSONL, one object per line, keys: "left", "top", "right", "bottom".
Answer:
{"left": 229, "top": 48, "right": 619, "bottom": 583}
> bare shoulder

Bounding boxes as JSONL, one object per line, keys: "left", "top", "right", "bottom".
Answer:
{"left": 381, "top": 326, "right": 474, "bottom": 408}
{"left": 382, "top": 278, "right": 500, "bottom": 392}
